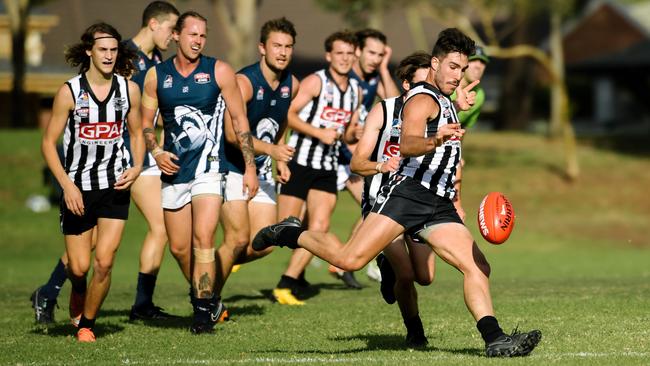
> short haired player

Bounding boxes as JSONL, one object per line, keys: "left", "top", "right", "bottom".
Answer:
{"left": 253, "top": 28, "right": 542, "bottom": 357}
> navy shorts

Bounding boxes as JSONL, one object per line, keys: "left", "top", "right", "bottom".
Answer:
{"left": 59, "top": 187, "right": 130, "bottom": 235}
{"left": 280, "top": 160, "right": 337, "bottom": 200}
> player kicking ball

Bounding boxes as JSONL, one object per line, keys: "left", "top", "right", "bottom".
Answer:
{"left": 253, "top": 28, "right": 542, "bottom": 357}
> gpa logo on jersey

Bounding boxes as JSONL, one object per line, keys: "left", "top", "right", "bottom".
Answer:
{"left": 163, "top": 75, "right": 173, "bottom": 89}
{"left": 79, "top": 121, "right": 123, "bottom": 144}
{"left": 383, "top": 141, "right": 400, "bottom": 158}
{"left": 138, "top": 57, "right": 146, "bottom": 71}
{"left": 443, "top": 107, "right": 451, "bottom": 119}
{"left": 194, "top": 72, "right": 211, "bottom": 84}
{"left": 320, "top": 106, "right": 352, "bottom": 125}
{"left": 280, "top": 86, "right": 290, "bottom": 98}
{"left": 256, "top": 86, "right": 265, "bottom": 100}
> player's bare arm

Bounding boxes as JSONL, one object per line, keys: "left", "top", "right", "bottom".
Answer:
{"left": 217, "top": 60, "right": 259, "bottom": 197}
{"left": 41, "top": 85, "right": 84, "bottom": 216}
{"left": 400, "top": 94, "right": 464, "bottom": 157}
{"left": 141, "top": 67, "right": 179, "bottom": 175}
{"left": 350, "top": 102, "right": 399, "bottom": 176}
{"left": 115, "top": 80, "right": 145, "bottom": 190}
{"left": 287, "top": 74, "right": 337, "bottom": 145}
{"left": 377, "top": 45, "right": 399, "bottom": 99}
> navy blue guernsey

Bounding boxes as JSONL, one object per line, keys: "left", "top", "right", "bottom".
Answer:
{"left": 350, "top": 69, "right": 380, "bottom": 114}
{"left": 123, "top": 39, "right": 163, "bottom": 168}
{"left": 156, "top": 55, "right": 226, "bottom": 184}
{"left": 223, "top": 62, "right": 293, "bottom": 181}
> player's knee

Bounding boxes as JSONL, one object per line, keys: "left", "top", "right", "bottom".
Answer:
{"left": 67, "top": 261, "right": 89, "bottom": 278}
{"left": 340, "top": 256, "right": 365, "bottom": 272}
{"left": 169, "top": 242, "right": 190, "bottom": 261}
{"left": 415, "top": 271, "right": 434, "bottom": 286}
{"left": 149, "top": 224, "right": 168, "bottom": 243}
{"left": 223, "top": 233, "right": 249, "bottom": 250}
{"left": 93, "top": 257, "right": 115, "bottom": 278}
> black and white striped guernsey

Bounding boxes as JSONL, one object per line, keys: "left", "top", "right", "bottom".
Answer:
{"left": 63, "top": 73, "right": 131, "bottom": 191}
{"left": 362, "top": 96, "right": 403, "bottom": 212}
{"left": 396, "top": 82, "right": 461, "bottom": 199}
{"left": 288, "top": 69, "right": 359, "bottom": 171}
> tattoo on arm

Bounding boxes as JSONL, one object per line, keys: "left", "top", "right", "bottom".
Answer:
{"left": 143, "top": 127, "right": 159, "bottom": 152}
{"left": 238, "top": 131, "right": 255, "bottom": 167}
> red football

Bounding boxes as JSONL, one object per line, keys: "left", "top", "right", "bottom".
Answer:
{"left": 477, "top": 192, "right": 515, "bottom": 244}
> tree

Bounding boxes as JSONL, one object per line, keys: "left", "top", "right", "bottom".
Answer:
{"left": 209, "top": 0, "right": 257, "bottom": 70}
{"left": 404, "top": 0, "right": 580, "bottom": 180}
{"left": 4, "top": 0, "right": 32, "bottom": 128}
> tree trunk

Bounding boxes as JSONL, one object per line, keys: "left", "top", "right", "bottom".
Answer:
{"left": 549, "top": 12, "right": 579, "bottom": 179}
{"left": 497, "top": 12, "right": 534, "bottom": 131}
{"left": 6, "top": 0, "right": 30, "bottom": 128}
{"left": 368, "top": 0, "right": 384, "bottom": 30}
{"left": 211, "top": 0, "right": 256, "bottom": 69}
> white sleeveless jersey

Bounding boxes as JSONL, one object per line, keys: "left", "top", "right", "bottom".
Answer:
{"left": 362, "top": 96, "right": 403, "bottom": 211}
{"left": 63, "top": 73, "right": 131, "bottom": 191}
{"left": 396, "top": 83, "right": 461, "bottom": 199}
{"left": 289, "top": 69, "right": 359, "bottom": 171}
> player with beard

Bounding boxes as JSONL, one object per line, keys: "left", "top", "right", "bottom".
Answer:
{"left": 271, "top": 30, "right": 362, "bottom": 305}
{"left": 253, "top": 29, "right": 542, "bottom": 357}
{"left": 141, "top": 11, "right": 258, "bottom": 334}
{"left": 216, "top": 17, "right": 299, "bottom": 310}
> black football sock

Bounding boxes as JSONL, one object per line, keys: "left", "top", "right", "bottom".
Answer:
{"left": 404, "top": 314, "right": 425, "bottom": 337}
{"left": 477, "top": 315, "right": 505, "bottom": 344}
{"left": 41, "top": 259, "right": 68, "bottom": 300}
{"left": 78, "top": 315, "right": 96, "bottom": 330}
{"left": 276, "top": 275, "right": 300, "bottom": 289}
{"left": 133, "top": 272, "right": 157, "bottom": 309}
{"left": 68, "top": 273, "right": 87, "bottom": 296}
{"left": 297, "top": 270, "right": 310, "bottom": 287}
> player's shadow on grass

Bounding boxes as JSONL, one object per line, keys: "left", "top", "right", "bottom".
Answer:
{"left": 333, "top": 334, "right": 483, "bottom": 356}
{"left": 30, "top": 322, "right": 124, "bottom": 338}
{"left": 260, "top": 333, "right": 482, "bottom": 356}
{"left": 259, "top": 282, "right": 361, "bottom": 303}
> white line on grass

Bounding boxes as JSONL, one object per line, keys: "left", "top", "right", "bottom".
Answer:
{"left": 24, "top": 352, "right": 650, "bottom": 365}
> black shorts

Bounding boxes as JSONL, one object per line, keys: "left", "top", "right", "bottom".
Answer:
{"left": 280, "top": 160, "right": 337, "bottom": 200}
{"left": 371, "top": 175, "right": 463, "bottom": 241}
{"left": 59, "top": 188, "right": 130, "bottom": 235}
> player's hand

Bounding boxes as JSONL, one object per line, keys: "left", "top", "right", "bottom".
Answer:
{"left": 271, "top": 144, "right": 295, "bottom": 163}
{"left": 453, "top": 198, "right": 466, "bottom": 223}
{"left": 382, "top": 156, "right": 400, "bottom": 172}
{"left": 154, "top": 151, "right": 180, "bottom": 175}
{"left": 434, "top": 123, "right": 465, "bottom": 145}
{"left": 319, "top": 127, "right": 339, "bottom": 145}
{"left": 353, "top": 123, "right": 364, "bottom": 141}
{"left": 455, "top": 80, "right": 480, "bottom": 111}
{"left": 276, "top": 160, "right": 291, "bottom": 184}
{"left": 243, "top": 168, "right": 259, "bottom": 200}
{"left": 114, "top": 166, "right": 142, "bottom": 190}
{"left": 63, "top": 182, "right": 84, "bottom": 216}
{"left": 380, "top": 45, "right": 393, "bottom": 72}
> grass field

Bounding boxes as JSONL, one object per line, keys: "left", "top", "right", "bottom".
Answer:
{"left": 0, "top": 130, "right": 649, "bottom": 365}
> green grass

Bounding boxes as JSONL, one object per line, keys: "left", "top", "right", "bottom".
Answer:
{"left": 0, "top": 129, "right": 649, "bottom": 365}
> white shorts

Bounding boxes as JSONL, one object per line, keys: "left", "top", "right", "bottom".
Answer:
{"left": 161, "top": 172, "right": 223, "bottom": 209}
{"left": 224, "top": 171, "right": 276, "bottom": 204}
{"left": 139, "top": 164, "right": 161, "bottom": 176}
{"left": 337, "top": 164, "right": 352, "bottom": 191}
